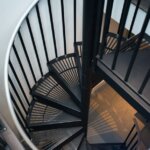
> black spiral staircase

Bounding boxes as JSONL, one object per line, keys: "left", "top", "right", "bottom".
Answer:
{"left": 7, "top": 0, "right": 150, "bottom": 149}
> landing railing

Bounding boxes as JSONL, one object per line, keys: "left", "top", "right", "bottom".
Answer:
{"left": 94, "top": 0, "right": 150, "bottom": 118}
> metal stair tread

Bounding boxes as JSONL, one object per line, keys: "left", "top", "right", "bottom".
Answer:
{"left": 31, "top": 127, "right": 83, "bottom": 149}
{"left": 27, "top": 101, "right": 81, "bottom": 126}
{"left": 48, "top": 53, "right": 81, "bottom": 102}
{"left": 31, "top": 73, "right": 80, "bottom": 112}
{"left": 61, "top": 133, "right": 84, "bottom": 150}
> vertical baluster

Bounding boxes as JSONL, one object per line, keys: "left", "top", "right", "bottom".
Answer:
{"left": 128, "top": 0, "right": 141, "bottom": 38}
{"left": 111, "top": 0, "right": 131, "bottom": 70}
{"left": 61, "top": 0, "right": 67, "bottom": 54}
{"left": 100, "top": 0, "right": 114, "bottom": 59}
{"left": 138, "top": 69, "right": 150, "bottom": 94}
{"left": 125, "top": 7, "right": 150, "bottom": 81}
{"left": 18, "top": 30, "right": 36, "bottom": 83}
{"left": 9, "top": 76, "right": 27, "bottom": 115}
{"left": 10, "top": 93, "right": 27, "bottom": 125}
{"left": 26, "top": 16, "right": 43, "bottom": 77}
{"left": 47, "top": 0, "right": 58, "bottom": 57}
{"left": 12, "top": 44, "right": 31, "bottom": 90}
{"left": 9, "top": 61, "right": 30, "bottom": 106}
{"left": 15, "top": 110, "right": 30, "bottom": 138}
{"left": 36, "top": 4, "right": 49, "bottom": 63}
{"left": 74, "top": 0, "right": 76, "bottom": 43}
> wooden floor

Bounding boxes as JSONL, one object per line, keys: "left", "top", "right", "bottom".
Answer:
{"left": 87, "top": 81, "right": 144, "bottom": 144}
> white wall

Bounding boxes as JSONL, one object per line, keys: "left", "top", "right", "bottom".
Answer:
{"left": 0, "top": 0, "right": 34, "bottom": 130}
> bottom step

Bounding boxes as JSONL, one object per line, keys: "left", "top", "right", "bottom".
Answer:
{"left": 31, "top": 127, "right": 82, "bottom": 149}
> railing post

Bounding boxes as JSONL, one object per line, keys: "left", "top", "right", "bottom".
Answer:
{"left": 125, "top": 6, "right": 150, "bottom": 81}
{"left": 81, "top": 0, "right": 103, "bottom": 136}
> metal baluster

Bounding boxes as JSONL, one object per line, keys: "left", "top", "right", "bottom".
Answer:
{"left": 138, "top": 69, "right": 150, "bottom": 94}
{"left": 100, "top": 0, "right": 114, "bottom": 59}
{"left": 10, "top": 93, "right": 26, "bottom": 125}
{"left": 74, "top": 0, "right": 76, "bottom": 43}
{"left": 128, "top": 0, "right": 142, "bottom": 38}
{"left": 126, "top": 132, "right": 138, "bottom": 149}
{"left": 125, "top": 6, "right": 150, "bottom": 81}
{"left": 36, "top": 4, "right": 49, "bottom": 63}
{"left": 61, "top": 0, "right": 67, "bottom": 54}
{"left": 12, "top": 44, "right": 31, "bottom": 90}
{"left": 9, "top": 61, "right": 30, "bottom": 106}
{"left": 15, "top": 110, "right": 30, "bottom": 138}
{"left": 26, "top": 16, "right": 43, "bottom": 77}
{"left": 9, "top": 76, "right": 27, "bottom": 115}
{"left": 111, "top": 0, "right": 132, "bottom": 70}
{"left": 18, "top": 30, "right": 36, "bottom": 82}
{"left": 47, "top": 0, "right": 58, "bottom": 57}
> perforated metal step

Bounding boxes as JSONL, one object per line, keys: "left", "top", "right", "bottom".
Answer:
{"left": 48, "top": 53, "right": 81, "bottom": 103}
{"left": 31, "top": 73, "right": 80, "bottom": 113}
{"left": 31, "top": 127, "right": 83, "bottom": 150}
{"left": 27, "top": 101, "right": 82, "bottom": 131}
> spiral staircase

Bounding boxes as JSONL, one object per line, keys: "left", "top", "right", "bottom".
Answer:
{"left": 2, "top": 0, "right": 150, "bottom": 149}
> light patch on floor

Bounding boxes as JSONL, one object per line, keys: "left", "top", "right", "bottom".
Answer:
{"left": 87, "top": 81, "right": 139, "bottom": 144}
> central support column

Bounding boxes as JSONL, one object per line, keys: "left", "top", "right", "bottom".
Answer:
{"left": 81, "top": 0, "right": 104, "bottom": 136}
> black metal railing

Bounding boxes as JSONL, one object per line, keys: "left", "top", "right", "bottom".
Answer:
{"left": 8, "top": 0, "right": 82, "bottom": 139}
{"left": 96, "top": 0, "right": 150, "bottom": 114}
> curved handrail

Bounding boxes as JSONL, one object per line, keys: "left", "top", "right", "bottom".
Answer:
{"left": 4, "top": 0, "right": 39, "bottom": 149}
